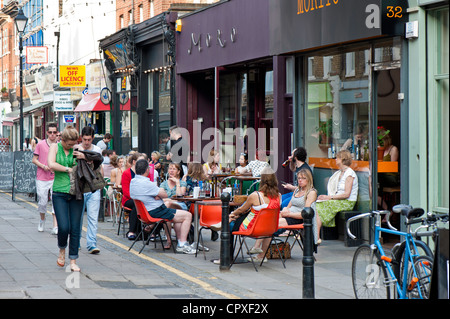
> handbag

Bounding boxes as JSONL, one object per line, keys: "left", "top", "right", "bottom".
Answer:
{"left": 265, "top": 240, "right": 291, "bottom": 259}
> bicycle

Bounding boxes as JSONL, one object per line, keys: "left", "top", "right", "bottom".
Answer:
{"left": 347, "top": 206, "right": 435, "bottom": 299}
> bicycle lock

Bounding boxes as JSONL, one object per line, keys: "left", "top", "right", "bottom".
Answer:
{"left": 301, "top": 207, "right": 315, "bottom": 299}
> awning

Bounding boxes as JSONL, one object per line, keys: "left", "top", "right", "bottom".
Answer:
{"left": 74, "top": 93, "right": 131, "bottom": 112}
{"left": 1, "top": 117, "right": 19, "bottom": 126}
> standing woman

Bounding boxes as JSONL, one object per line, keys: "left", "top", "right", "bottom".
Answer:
{"left": 47, "top": 126, "right": 84, "bottom": 272}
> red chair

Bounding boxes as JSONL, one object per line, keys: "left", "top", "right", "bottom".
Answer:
{"left": 195, "top": 205, "right": 222, "bottom": 259}
{"left": 231, "top": 208, "right": 280, "bottom": 272}
{"left": 129, "top": 199, "right": 175, "bottom": 254}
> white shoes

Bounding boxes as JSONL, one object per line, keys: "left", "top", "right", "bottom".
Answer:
{"left": 51, "top": 227, "right": 58, "bottom": 235}
{"left": 38, "top": 219, "right": 45, "bottom": 232}
{"left": 176, "top": 243, "right": 197, "bottom": 254}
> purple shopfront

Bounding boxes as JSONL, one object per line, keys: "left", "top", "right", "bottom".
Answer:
{"left": 175, "top": 0, "right": 293, "bottom": 184}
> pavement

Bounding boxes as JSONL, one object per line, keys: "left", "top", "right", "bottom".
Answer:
{"left": 0, "top": 190, "right": 360, "bottom": 301}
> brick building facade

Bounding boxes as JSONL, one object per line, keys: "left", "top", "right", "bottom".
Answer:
{"left": 116, "top": 0, "right": 216, "bottom": 30}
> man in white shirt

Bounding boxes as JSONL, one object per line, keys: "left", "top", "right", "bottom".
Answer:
{"left": 245, "top": 148, "right": 270, "bottom": 177}
{"left": 78, "top": 126, "right": 103, "bottom": 254}
{"left": 130, "top": 159, "right": 195, "bottom": 254}
{"left": 96, "top": 133, "right": 112, "bottom": 150}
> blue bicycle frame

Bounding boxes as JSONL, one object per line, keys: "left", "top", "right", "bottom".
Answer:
{"left": 348, "top": 211, "right": 427, "bottom": 299}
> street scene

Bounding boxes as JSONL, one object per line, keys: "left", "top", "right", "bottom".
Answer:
{"left": 0, "top": 0, "right": 449, "bottom": 304}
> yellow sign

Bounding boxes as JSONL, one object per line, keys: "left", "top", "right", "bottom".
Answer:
{"left": 59, "top": 65, "right": 86, "bottom": 87}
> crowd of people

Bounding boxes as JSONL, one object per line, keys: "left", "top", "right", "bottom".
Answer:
{"left": 31, "top": 122, "right": 372, "bottom": 271}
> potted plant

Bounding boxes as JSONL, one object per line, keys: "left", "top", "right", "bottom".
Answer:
{"left": 1, "top": 87, "right": 8, "bottom": 98}
{"left": 317, "top": 119, "right": 332, "bottom": 145}
{"left": 377, "top": 126, "right": 390, "bottom": 161}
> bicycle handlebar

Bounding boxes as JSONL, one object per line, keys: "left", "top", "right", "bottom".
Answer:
{"left": 346, "top": 210, "right": 391, "bottom": 240}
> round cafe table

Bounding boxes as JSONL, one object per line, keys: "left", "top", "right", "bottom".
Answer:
{"left": 171, "top": 196, "right": 220, "bottom": 246}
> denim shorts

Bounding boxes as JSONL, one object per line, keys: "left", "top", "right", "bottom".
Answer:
{"left": 148, "top": 204, "right": 176, "bottom": 220}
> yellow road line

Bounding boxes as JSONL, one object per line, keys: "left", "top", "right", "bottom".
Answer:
{"left": 1, "top": 191, "right": 239, "bottom": 299}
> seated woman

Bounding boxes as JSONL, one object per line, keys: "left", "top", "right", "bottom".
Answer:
{"left": 278, "top": 168, "right": 319, "bottom": 243}
{"left": 203, "top": 149, "right": 222, "bottom": 177}
{"left": 183, "top": 162, "right": 207, "bottom": 195}
{"left": 212, "top": 167, "right": 281, "bottom": 263}
{"left": 234, "top": 153, "right": 249, "bottom": 175}
{"left": 109, "top": 155, "right": 124, "bottom": 187}
{"left": 160, "top": 162, "right": 188, "bottom": 210}
{"left": 316, "top": 150, "right": 358, "bottom": 239}
{"left": 150, "top": 151, "right": 163, "bottom": 176}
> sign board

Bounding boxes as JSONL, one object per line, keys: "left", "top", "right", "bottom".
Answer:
{"left": 26, "top": 46, "right": 48, "bottom": 64}
{"left": 59, "top": 65, "right": 86, "bottom": 87}
{"left": 12, "top": 151, "right": 37, "bottom": 201}
{"left": 0, "top": 152, "right": 14, "bottom": 190}
{"left": 269, "top": 0, "right": 408, "bottom": 56}
{"left": 63, "top": 114, "right": 76, "bottom": 123}
{"left": 54, "top": 91, "right": 74, "bottom": 112}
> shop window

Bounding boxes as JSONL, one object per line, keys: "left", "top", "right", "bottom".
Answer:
{"left": 428, "top": 8, "right": 449, "bottom": 212}
{"left": 304, "top": 46, "right": 371, "bottom": 211}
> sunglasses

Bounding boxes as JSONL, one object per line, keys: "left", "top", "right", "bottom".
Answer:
{"left": 48, "top": 131, "right": 58, "bottom": 134}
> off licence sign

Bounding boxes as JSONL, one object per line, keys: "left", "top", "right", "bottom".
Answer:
{"left": 59, "top": 65, "right": 86, "bottom": 87}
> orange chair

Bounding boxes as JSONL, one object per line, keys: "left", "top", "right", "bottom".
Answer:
{"left": 231, "top": 208, "right": 280, "bottom": 272}
{"left": 195, "top": 205, "right": 223, "bottom": 259}
{"left": 270, "top": 224, "right": 305, "bottom": 268}
{"left": 129, "top": 199, "right": 175, "bottom": 254}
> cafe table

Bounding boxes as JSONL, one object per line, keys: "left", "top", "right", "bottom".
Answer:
{"left": 171, "top": 196, "right": 221, "bottom": 247}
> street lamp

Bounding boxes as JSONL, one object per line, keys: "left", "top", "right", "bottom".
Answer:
{"left": 14, "top": 8, "right": 28, "bottom": 151}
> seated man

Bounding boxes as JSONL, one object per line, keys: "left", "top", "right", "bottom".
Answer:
{"left": 130, "top": 159, "right": 195, "bottom": 254}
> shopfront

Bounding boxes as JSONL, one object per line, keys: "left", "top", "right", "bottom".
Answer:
{"left": 270, "top": 0, "right": 409, "bottom": 219}
{"left": 100, "top": 28, "right": 139, "bottom": 155}
{"left": 176, "top": 0, "right": 293, "bottom": 182}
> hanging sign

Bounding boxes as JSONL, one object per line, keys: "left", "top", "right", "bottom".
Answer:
{"left": 59, "top": 65, "right": 86, "bottom": 87}
{"left": 26, "top": 46, "right": 48, "bottom": 64}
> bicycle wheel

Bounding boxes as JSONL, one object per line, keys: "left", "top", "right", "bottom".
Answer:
{"left": 392, "top": 240, "right": 433, "bottom": 287}
{"left": 352, "top": 244, "right": 392, "bottom": 299}
{"left": 406, "top": 256, "right": 433, "bottom": 299}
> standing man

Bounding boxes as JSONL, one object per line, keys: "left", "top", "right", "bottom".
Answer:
{"left": 167, "top": 126, "right": 189, "bottom": 176}
{"left": 96, "top": 133, "right": 112, "bottom": 151}
{"left": 78, "top": 126, "right": 103, "bottom": 254}
{"left": 32, "top": 122, "right": 59, "bottom": 233}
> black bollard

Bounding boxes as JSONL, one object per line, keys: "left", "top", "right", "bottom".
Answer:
{"left": 301, "top": 207, "right": 315, "bottom": 299}
{"left": 220, "top": 192, "right": 231, "bottom": 271}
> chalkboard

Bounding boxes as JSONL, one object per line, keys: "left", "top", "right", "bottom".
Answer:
{"left": 0, "top": 152, "right": 14, "bottom": 190}
{"left": 12, "top": 151, "right": 37, "bottom": 200}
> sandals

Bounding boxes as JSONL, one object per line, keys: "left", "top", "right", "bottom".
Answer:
{"left": 57, "top": 255, "right": 65, "bottom": 268}
{"left": 164, "top": 240, "right": 172, "bottom": 250}
{"left": 70, "top": 263, "right": 81, "bottom": 272}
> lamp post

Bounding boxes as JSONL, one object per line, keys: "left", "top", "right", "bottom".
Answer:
{"left": 14, "top": 8, "right": 28, "bottom": 151}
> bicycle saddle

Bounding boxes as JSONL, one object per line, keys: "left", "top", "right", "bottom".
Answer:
{"left": 393, "top": 204, "right": 425, "bottom": 219}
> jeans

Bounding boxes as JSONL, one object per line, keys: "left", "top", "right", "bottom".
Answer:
{"left": 52, "top": 192, "right": 84, "bottom": 260}
{"left": 80, "top": 190, "right": 101, "bottom": 250}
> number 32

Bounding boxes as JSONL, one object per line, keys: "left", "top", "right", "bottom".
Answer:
{"left": 387, "top": 6, "right": 403, "bottom": 18}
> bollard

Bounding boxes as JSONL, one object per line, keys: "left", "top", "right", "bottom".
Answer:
{"left": 220, "top": 192, "right": 231, "bottom": 271}
{"left": 301, "top": 207, "right": 315, "bottom": 299}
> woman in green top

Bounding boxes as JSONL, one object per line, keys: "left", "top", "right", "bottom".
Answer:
{"left": 48, "top": 125, "right": 84, "bottom": 272}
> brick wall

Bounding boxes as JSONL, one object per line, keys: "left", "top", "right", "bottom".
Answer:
{"left": 116, "top": 0, "right": 217, "bottom": 31}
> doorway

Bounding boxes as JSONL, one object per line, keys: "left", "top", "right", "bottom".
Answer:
{"left": 375, "top": 67, "right": 402, "bottom": 235}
